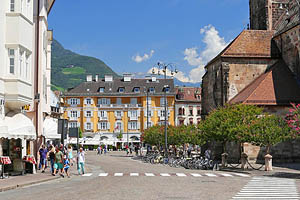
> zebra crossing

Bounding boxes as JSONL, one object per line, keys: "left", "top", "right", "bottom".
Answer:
{"left": 232, "top": 176, "right": 299, "bottom": 199}
{"left": 82, "top": 172, "right": 251, "bottom": 178}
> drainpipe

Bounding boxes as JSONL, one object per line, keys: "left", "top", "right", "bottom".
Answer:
{"left": 35, "top": 0, "right": 40, "bottom": 159}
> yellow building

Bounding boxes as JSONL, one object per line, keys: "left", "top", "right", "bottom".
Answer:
{"left": 62, "top": 74, "right": 175, "bottom": 148}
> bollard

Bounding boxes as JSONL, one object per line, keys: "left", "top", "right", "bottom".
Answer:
{"left": 264, "top": 154, "right": 273, "bottom": 171}
{"left": 241, "top": 153, "right": 248, "bottom": 170}
{"left": 221, "top": 153, "right": 228, "bottom": 168}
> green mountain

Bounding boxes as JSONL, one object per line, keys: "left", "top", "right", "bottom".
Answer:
{"left": 51, "top": 39, "right": 118, "bottom": 91}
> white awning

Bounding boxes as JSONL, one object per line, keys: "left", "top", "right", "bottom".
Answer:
{"left": 4, "top": 113, "right": 36, "bottom": 140}
{"left": 43, "top": 118, "right": 60, "bottom": 139}
{"left": 0, "top": 118, "right": 8, "bottom": 138}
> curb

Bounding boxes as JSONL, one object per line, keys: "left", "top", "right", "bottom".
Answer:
{"left": 0, "top": 176, "right": 60, "bottom": 192}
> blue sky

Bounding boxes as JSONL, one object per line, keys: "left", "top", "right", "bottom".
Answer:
{"left": 48, "top": 0, "right": 249, "bottom": 83}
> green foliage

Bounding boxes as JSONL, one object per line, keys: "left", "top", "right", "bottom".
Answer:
{"left": 201, "top": 104, "right": 263, "bottom": 145}
{"left": 117, "top": 133, "right": 123, "bottom": 140}
{"left": 62, "top": 67, "right": 86, "bottom": 75}
{"left": 142, "top": 124, "right": 205, "bottom": 146}
{"left": 250, "top": 114, "right": 292, "bottom": 153}
{"left": 51, "top": 39, "right": 119, "bottom": 90}
{"left": 51, "top": 84, "right": 65, "bottom": 92}
{"left": 79, "top": 128, "right": 83, "bottom": 138}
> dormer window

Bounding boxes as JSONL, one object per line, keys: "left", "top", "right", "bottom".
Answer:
{"left": 118, "top": 87, "right": 125, "bottom": 93}
{"left": 149, "top": 87, "right": 155, "bottom": 93}
{"left": 133, "top": 87, "right": 140, "bottom": 93}
{"left": 164, "top": 87, "right": 170, "bottom": 93}
{"left": 98, "top": 87, "right": 104, "bottom": 93}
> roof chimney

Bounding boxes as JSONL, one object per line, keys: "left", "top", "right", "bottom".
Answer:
{"left": 105, "top": 75, "right": 113, "bottom": 82}
{"left": 86, "top": 74, "right": 92, "bottom": 82}
{"left": 123, "top": 73, "right": 132, "bottom": 82}
{"left": 95, "top": 74, "right": 99, "bottom": 82}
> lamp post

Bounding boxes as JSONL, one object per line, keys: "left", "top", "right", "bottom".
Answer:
{"left": 152, "top": 62, "right": 178, "bottom": 157}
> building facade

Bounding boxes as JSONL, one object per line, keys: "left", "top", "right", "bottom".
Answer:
{"left": 175, "top": 87, "right": 201, "bottom": 126}
{"left": 63, "top": 74, "right": 175, "bottom": 148}
{"left": 0, "top": 0, "right": 55, "bottom": 173}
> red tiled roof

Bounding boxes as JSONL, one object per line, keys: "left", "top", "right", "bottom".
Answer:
{"left": 222, "top": 30, "right": 275, "bottom": 58}
{"left": 206, "top": 30, "right": 278, "bottom": 67}
{"left": 229, "top": 60, "right": 300, "bottom": 105}
{"left": 175, "top": 87, "right": 201, "bottom": 102}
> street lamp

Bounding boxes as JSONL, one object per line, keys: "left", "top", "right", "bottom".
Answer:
{"left": 152, "top": 62, "right": 178, "bottom": 157}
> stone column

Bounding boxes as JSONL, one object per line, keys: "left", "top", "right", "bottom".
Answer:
{"left": 241, "top": 153, "right": 248, "bottom": 170}
{"left": 221, "top": 153, "right": 228, "bottom": 167}
{"left": 265, "top": 154, "right": 273, "bottom": 171}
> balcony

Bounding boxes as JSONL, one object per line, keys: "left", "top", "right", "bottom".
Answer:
{"left": 6, "top": 13, "right": 33, "bottom": 51}
{"left": 97, "top": 104, "right": 141, "bottom": 108}
{"left": 98, "top": 116, "right": 108, "bottom": 121}
{"left": 69, "top": 117, "right": 78, "bottom": 121}
{"left": 4, "top": 79, "right": 33, "bottom": 109}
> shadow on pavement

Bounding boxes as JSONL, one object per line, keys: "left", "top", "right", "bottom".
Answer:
{"left": 262, "top": 172, "right": 300, "bottom": 179}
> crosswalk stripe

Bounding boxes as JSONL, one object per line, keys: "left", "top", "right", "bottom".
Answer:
{"left": 145, "top": 173, "right": 155, "bottom": 176}
{"left": 205, "top": 173, "right": 217, "bottom": 177}
{"left": 130, "top": 173, "right": 139, "bottom": 176}
{"left": 176, "top": 173, "right": 187, "bottom": 177}
{"left": 114, "top": 173, "right": 123, "bottom": 176}
{"left": 160, "top": 173, "right": 171, "bottom": 177}
{"left": 190, "top": 173, "right": 202, "bottom": 177}
{"left": 82, "top": 173, "right": 92, "bottom": 177}
{"left": 234, "top": 173, "right": 250, "bottom": 177}
{"left": 232, "top": 177, "right": 298, "bottom": 199}
{"left": 98, "top": 173, "right": 108, "bottom": 177}
{"left": 220, "top": 173, "right": 233, "bottom": 177}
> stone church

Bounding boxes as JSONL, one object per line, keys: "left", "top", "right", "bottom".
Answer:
{"left": 202, "top": 0, "right": 300, "bottom": 117}
{"left": 201, "top": 0, "right": 300, "bottom": 162}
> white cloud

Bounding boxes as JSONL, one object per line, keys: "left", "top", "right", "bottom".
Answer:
{"left": 132, "top": 50, "right": 155, "bottom": 63}
{"left": 180, "top": 24, "right": 229, "bottom": 83}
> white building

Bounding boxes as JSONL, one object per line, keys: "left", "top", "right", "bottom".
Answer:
{"left": 175, "top": 87, "right": 202, "bottom": 126}
{"left": 0, "top": 0, "right": 55, "bottom": 174}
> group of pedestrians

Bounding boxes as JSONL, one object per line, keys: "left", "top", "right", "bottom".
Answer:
{"left": 38, "top": 144, "right": 86, "bottom": 178}
{"left": 125, "top": 144, "right": 139, "bottom": 156}
{"left": 96, "top": 145, "right": 107, "bottom": 155}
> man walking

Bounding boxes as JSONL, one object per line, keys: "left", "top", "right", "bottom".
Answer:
{"left": 53, "top": 146, "right": 64, "bottom": 177}
{"left": 39, "top": 145, "right": 48, "bottom": 173}
{"left": 77, "top": 148, "right": 85, "bottom": 175}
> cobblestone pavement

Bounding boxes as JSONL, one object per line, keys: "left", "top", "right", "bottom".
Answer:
{"left": 1, "top": 151, "right": 299, "bottom": 200}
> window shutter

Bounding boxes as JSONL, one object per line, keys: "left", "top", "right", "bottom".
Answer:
{"left": 68, "top": 111, "right": 71, "bottom": 118}
{"left": 137, "top": 110, "right": 140, "bottom": 117}
{"left": 107, "top": 122, "right": 110, "bottom": 130}
{"left": 77, "top": 122, "right": 80, "bottom": 128}
{"left": 104, "top": 111, "right": 108, "bottom": 118}
{"left": 128, "top": 122, "right": 131, "bottom": 130}
{"left": 98, "top": 111, "right": 101, "bottom": 118}
{"left": 158, "top": 110, "right": 161, "bottom": 117}
{"left": 128, "top": 111, "right": 131, "bottom": 118}
{"left": 121, "top": 111, "right": 124, "bottom": 117}
{"left": 77, "top": 111, "right": 81, "bottom": 117}
{"left": 84, "top": 123, "right": 87, "bottom": 130}
{"left": 67, "top": 99, "right": 71, "bottom": 104}
{"left": 137, "top": 122, "right": 140, "bottom": 130}
{"left": 114, "top": 111, "right": 117, "bottom": 117}
{"left": 91, "top": 98, "right": 94, "bottom": 105}
{"left": 98, "top": 123, "right": 101, "bottom": 130}
{"left": 107, "top": 98, "right": 110, "bottom": 105}
{"left": 91, "top": 111, "right": 94, "bottom": 117}
{"left": 84, "top": 111, "right": 87, "bottom": 117}
{"left": 144, "top": 109, "right": 147, "bottom": 117}
{"left": 90, "top": 122, "right": 94, "bottom": 130}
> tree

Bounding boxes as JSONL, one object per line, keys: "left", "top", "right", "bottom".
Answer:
{"left": 142, "top": 125, "right": 163, "bottom": 146}
{"left": 201, "top": 104, "right": 263, "bottom": 153}
{"left": 250, "top": 114, "right": 291, "bottom": 154}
